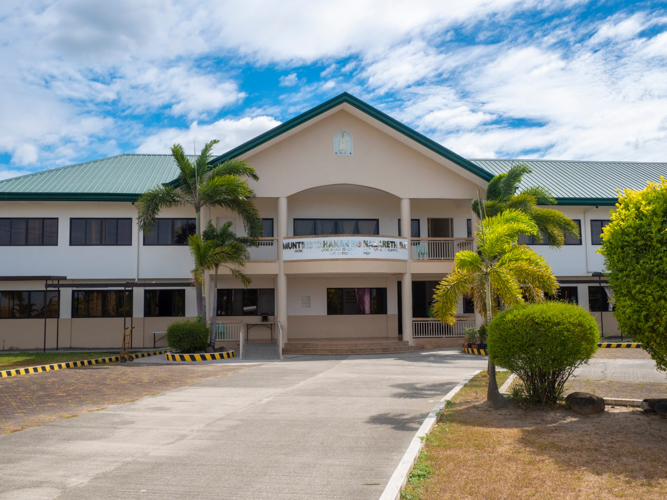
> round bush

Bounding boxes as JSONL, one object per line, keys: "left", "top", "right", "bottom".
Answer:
{"left": 167, "top": 319, "right": 209, "bottom": 353}
{"left": 487, "top": 302, "right": 599, "bottom": 404}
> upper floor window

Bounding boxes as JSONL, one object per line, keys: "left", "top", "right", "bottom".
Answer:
{"left": 294, "top": 219, "right": 379, "bottom": 236}
{"left": 262, "top": 219, "right": 274, "bottom": 237}
{"left": 467, "top": 219, "right": 473, "bottom": 238}
{"left": 72, "top": 290, "right": 132, "bottom": 318}
{"left": 144, "top": 289, "right": 185, "bottom": 317}
{"left": 334, "top": 129, "right": 353, "bottom": 155}
{"left": 518, "top": 219, "right": 582, "bottom": 246}
{"left": 398, "top": 219, "right": 420, "bottom": 238}
{"left": 0, "top": 218, "right": 58, "bottom": 246}
{"left": 0, "top": 291, "right": 59, "bottom": 318}
{"left": 564, "top": 220, "right": 582, "bottom": 245}
{"left": 70, "top": 218, "right": 132, "bottom": 246}
{"left": 590, "top": 220, "right": 610, "bottom": 245}
{"left": 143, "top": 218, "right": 196, "bottom": 245}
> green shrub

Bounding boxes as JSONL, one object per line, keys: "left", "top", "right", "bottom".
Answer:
{"left": 487, "top": 302, "right": 599, "bottom": 404}
{"left": 463, "top": 327, "right": 479, "bottom": 344}
{"left": 477, "top": 323, "right": 488, "bottom": 344}
{"left": 167, "top": 319, "right": 209, "bottom": 353}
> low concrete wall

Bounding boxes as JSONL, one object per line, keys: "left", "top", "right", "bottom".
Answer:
{"left": 413, "top": 337, "right": 465, "bottom": 349}
{"left": 287, "top": 314, "right": 399, "bottom": 339}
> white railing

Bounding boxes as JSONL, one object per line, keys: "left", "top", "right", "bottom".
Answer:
{"left": 246, "top": 238, "right": 278, "bottom": 261}
{"left": 410, "top": 238, "right": 474, "bottom": 261}
{"left": 412, "top": 318, "right": 476, "bottom": 338}
{"left": 215, "top": 322, "right": 243, "bottom": 341}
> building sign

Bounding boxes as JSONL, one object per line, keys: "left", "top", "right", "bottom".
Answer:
{"left": 283, "top": 236, "right": 408, "bottom": 260}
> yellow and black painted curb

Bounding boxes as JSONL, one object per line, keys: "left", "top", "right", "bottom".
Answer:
{"left": 165, "top": 351, "right": 236, "bottom": 362}
{"left": 463, "top": 347, "right": 488, "bottom": 355}
{"left": 0, "top": 350, "right": 171, "bottom": 379}
{"left": 598, "top": 342, "right": 641, "bottom": 348}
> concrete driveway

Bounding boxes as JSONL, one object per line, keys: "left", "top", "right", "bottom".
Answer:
{"left": 0, "top": 350, "right": 486, "bottom": 500}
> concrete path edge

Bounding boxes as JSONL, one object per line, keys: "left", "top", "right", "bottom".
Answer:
{"left": 378, "top": 369, "right": 483, "bottom": 500}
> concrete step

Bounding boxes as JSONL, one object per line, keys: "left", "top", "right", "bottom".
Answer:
{"left": 282, "top": 345, "right": 425, "bottom": 355}
{"left": 284, "top": 341, "right": 410, "bottom": 350}
{"left": 243, "top": 342, "right": 280, "bottom": 360}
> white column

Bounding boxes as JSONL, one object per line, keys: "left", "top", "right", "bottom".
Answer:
{"left": 401, "top": 198, "right": 414, "bottom": 345}
{"left": 277, "top": 197, "right": 288, "bottom": 344}
{"left": 471, "top": 202, "right": 484, "bottom": 328}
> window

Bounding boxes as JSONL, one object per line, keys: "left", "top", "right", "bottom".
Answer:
{"left": 467, "top": 219, "right": 472, "bottom": 238}
{"left": 294, "top": 219, "right": 379, "bottom": 236}
{"left": 217, "top": 289, "right": 275, "bottom": 316}
{"left": 70, "top": 218, "right": 132, "bottom": 245}
{"left": 590, "top": 220, "right": 610, "bottom": 245}
{"left": 463, "top": 295, "right": 475, "bottom": 313}
{"left": 547, "top": 286, "right": 579, "bottom": 304}
{"left": 411, "top": 281, "right": 439, "bottom": 318}
{"left": 0, "top": 291, "right": 59, "bottom": 318}
{"left": 589, "top": 286, "right": 612, "bottom": 312}
{"left": 564, "top": 220, "right": 582, "bottom": 245}
{"left": 398, "top": 219, "right": 420, "bottom": 237}
{"left": 143, "top": 218, "right": 196, "bottom": 245}
{"left": 144, "top": 290, "right": 185, "bottom": 317}
{"left": 72, "top": 290, "right": 132, "bottom": 318}
{"left": 262, "top": 219, "right": 274, "bottom": 237}
{"left": 0, "top": 218, "right": 58, "bottom": 246}
{"left": 327, "top": 288, "right": 387, "bottom": 315}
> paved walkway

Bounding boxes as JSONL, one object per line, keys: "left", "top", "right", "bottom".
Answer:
{"left": 574, "top": 358, "right": 667, "bottom": 384}
{"left": 0, "top": 350, "right": 486, "bottom": 500}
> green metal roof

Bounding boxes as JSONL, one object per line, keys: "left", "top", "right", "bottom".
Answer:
{"left": 0, "top": 155, "right": 180, "bottom": 201}
{"left": 470, "top": 159, "right": 667, "bottom": 206}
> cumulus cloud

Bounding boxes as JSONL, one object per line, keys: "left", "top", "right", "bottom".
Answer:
{"left": 279, "top": 73, "right": 300, "bottom": 87}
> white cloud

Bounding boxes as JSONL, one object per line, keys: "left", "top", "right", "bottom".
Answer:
{"left": 279, "top": 73, "right": 300, "bottom": 87}
{"left": 136, "top": 115, "right": 281, "bottom": 155}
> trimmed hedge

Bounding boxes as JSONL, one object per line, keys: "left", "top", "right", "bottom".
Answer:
{"left": 487, "top": 302, "right": 599, "bottom": 404}
{"left": 167, "top": 319, "right": 209, "bottom": 353}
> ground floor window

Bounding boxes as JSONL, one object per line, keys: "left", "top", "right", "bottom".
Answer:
{"left": 144, "top": 289, "right": 185, "bottom": 317}
{"left": 548, "top": 286, "right": 579, "bottom": 304}
{"left": 589, "top": 285, "right": 613, "bottom": 311}
{"left": 217, "top": 289, "right": 275, "bottom": 316}
{"left": 327, "top": 288, "right": 387, "bottom": 315}
{"left": 411, "top": 281, "right": 439, "bottom": 318}
{"left": 0, "top": 291, "right": 59, "bottom": 318}
{"left": 72, "top": 290, "right": 132, "bottom": 318}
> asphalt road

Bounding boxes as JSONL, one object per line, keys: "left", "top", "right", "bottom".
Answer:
{"left": 0, "top": 350, "right": 486, "bottom": 500}
{"left": 573, "top": 358, "right": 667, "bottom": 384}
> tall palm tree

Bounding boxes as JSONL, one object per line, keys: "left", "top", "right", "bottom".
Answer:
{"left": 188, "top": 234, "right": 224, "bottom": 329}
{"left": 136, "top": 139, "right": 263, "bottom": 237}
{"left": 202, "top": 220, "right": 253, "bottom": 347}
{"left": 433, "top": 209, "right": 558, "bottom": 408}
{"left": 472, "top": 164, "right": 579, "bottom": 246}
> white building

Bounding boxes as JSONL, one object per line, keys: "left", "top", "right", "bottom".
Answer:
{"left": 0, "top": 94, "right": 664, "bottom": 351}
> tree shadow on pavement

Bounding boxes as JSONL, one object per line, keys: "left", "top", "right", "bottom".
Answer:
{"left": 365, "top": 412, "right": 425, "bottom": 432}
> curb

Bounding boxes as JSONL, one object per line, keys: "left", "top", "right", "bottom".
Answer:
{"left": 379, "top": 369, "right": 483, "bottom": 500}
{"left": 463, "top": 347, "right": 487, "bottom": 355}
{"left": 0, "top": 350, "right": 171, "bottom": 378}
{"left": 165, "top": 351, "right": 236, "bottom": 362}
{"left": 598, "top": 343, "right": 641, "bottom": 348}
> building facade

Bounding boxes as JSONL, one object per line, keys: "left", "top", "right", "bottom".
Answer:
{"left": 1, "top": 94, "right": 665, "bottom": 350}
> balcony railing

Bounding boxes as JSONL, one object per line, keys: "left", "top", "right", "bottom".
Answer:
{"left": 247, "top": 238, "right": 278, "bottom": 261}
{"left": 412, "top": 317, "right": 476, "bottom": 338}
{"left": 410, "top": 238, "right": 474, "bottom": 261}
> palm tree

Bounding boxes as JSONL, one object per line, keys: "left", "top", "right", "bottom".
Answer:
{"left": 472, "top": 164, "right": 579, "bottom": 246}
{"left": 136, "top": 139, "right": 263, "bottom": 238}
{"left": 433, "top": 209, "right": 558, "bottom": 408}
{"left": 188, "top": 234, "right": 224, "bottom": 329}
{"left": 202, "top": 220, "right": 253, "bottom": 348}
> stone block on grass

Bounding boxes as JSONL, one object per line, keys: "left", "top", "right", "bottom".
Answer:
{"left": 566, "top": 392, "right": 605, "bottom": 415}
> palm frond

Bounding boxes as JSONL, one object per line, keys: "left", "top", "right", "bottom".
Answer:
{"left": 500, "top": 164, "right": 532, "bottom": 198}
{"left": 208, "top": 158, "right": 259, "bottom": 182}
{"left": 136, "top": 185, "right": 186, "bottom": 233}
{"left": 432, "top": 270, "right": 477, "bottom": 325}
{"left": 489, "top": 267, "right": 524, "bottom": 308}
{"left": 521, "top": 186, "right": 556, "bottom": 205}
{"left": 195, "top": 139, "right": 220, "bottom": 181}
{"left": 530, "top": 207, "right": 580, "bottom": 246}
{"left": 171, "top": 144, "right": 196, "bottom": 197}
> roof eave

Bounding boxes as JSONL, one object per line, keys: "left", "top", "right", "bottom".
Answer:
{"left": 554, "top": 197, "right": 617, "bottom": 206}
{"left": 0, "top": 193, "right": 140, "bottom": 202}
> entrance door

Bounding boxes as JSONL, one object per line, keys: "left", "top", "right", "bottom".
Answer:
{"left": 427, "top": 218, "right": 453, "bottom": 259}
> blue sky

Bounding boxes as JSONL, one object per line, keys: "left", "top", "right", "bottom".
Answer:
{"left": 0, "top": 0, "right": 666, "bottom": 180}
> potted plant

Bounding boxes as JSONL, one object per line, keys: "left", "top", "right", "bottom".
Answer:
{"left": 478, "top": 323, "right": 489, "bottom": 350}
{"left": 463, "top": 327, "right": 479, "bottom": 350}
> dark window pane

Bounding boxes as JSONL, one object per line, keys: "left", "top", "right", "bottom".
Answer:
{"left": 0, "top": 219, "right": 10, "bottom": 245}
{"left": 72, "top": 291, "right": 86, "bottom": 318}
{"left": 103, "top": 219, "right": 117, "bottom": 245}
{"left": 0, "top": 292, "right": 11, "bottom": 318}
{"left": 327, "top": 289, "right": 342, "bottom": 315}
{"left": 337, "top": 220, "right": 357, "bottom": 235}
{"left": 13, "top": 291, "right": 29, "bottom": 318}
{"left": 411, "top": 220, "right": 420, "bottom": 238}
{"left": 117, "top": 219, "right": 132, "bottom": 245}
{"left": 27, "top": 219, "right": 43, "bottom": 245}
{"left": 86, "top": 219, "right": 102, "bottom": 245}
{"left": 173, "top": 219, "right": 194, "bottom": 245}
{"left": 11, "top": 219, "right": 27, "bottom": 246}
{"left": 371, "top": 288, "right": 387, "bottom": 314}
{"left": 315, "top": 219, "right": 336, "bottom": 235}
{"left": 43, "top": 219, "right": 58, "bottom": 245}
{"left": 518, "top": 234, "right": 532, "bottom": 245}
{"left": 342, "top": 288, "right": 359, "bottom": 314}
{"left": 158, "top": 219, "right": 173, "bottom": 245}
{"left": 466, "top": 219, "right": 472, "bottom": 238}
{"left": 30, "top": 291, "right": 45, "bottom": 318}
{"left": 532, "top": 232, "right": 549, "bottom": 245}
{"left": 71, "top": 219, "right": 86, "bottom": 245}
{"left": 88, "top": 292, "right": 103, "bottom": 317}
{"left": 358, "top": 220, "right": 379, "bottom": 235}
{"left": 262, "top": 219, "right": 274, "bottom": 237}
{"left": 231, "top": 290, "right": 244, "bottom": 316}
{"left": 564, "top": 220, "right": 582, "bottom": 245}
{"left": 172, "top": 290, "right": 185, "bottom": 316}
{"left": 243, "top": 289, "right": 258, "bottom": 315}
{"left": 46, "top": 291, "right": 59, "bottom": 318}
{"left": 144, "top": 223, "right": 158, "bottom": 245}
{"left": 591, "top": 220, "right": 609, "bottom": 245}
{"left": 144, "top": 290, "right": 157, "bottom": 317}
{"left": 217, "top": 290, "right": 232, "bottom": 316}
{"left": 294, "top": 219, "right": 315, "bottom": 236}
{"left": 463, "top": 295, "right": 475, "bottom": 313}
{"left": 258, "top": 289, "right": 275, "bottom": 316}
{"left": 588, "top": 286, "right": 609, "bottom": 312}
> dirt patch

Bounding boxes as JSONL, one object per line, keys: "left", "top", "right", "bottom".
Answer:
{"left": 406, "top": 372, "right": 667, "bottom": 500}
{"left": 566, "top": 379, "right": 667, "bottom": 400}
{"left": 0, "top": 363, "right": 253, "bottom": 435}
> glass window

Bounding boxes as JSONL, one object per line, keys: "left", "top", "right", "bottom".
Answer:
{"left": 0, "top": 291, "right": 59, "bottom": 319}
{"left": 590, "top": 220, "right": 610, "bottom": 245}
{"left": 144, "top": 218, "right": 196, "bottom": 245}
{"left": 463, "top": 295, "right": 475, "bottom": 314}
{"left": 72, "top": 290, "right": 132, "bottom": 317}
{"left": 0, "top": 218, "right": 58, "bottom": 246}
{"left": 327, "top": 288, "right": 387, "bottom": 315}
{"left": 316, "top": 219, "right": 336, "bottom": 235}
{"left": 144, "top": 290, "right": 185, "bottom": 317}
{"left": 411, "top": 281, "right": 439, "bottom": 318}
{"left": 564, "top": 220, "right": 582, "bottom": 245}
{"left": 70, "top": 219, "right": 132, "bottom": 245}
{"left": 294, "top": 219, "right": 380, "bottom": 236}
{"left": 262, "top": 219, "right": 274, "bottom": 237}
{"left": 589, "top": 286, "right": 611, "bottom": 312}
{"left": 548, "top": 286, "right": 579, "bottom": 304}
{"left": 466, "top": 219, "right": 472, "bottom": 238}
{"left": 217, "top": 289, "right": 275, "bottom": 316}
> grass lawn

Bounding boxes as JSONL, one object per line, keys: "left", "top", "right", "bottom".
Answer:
{"left": 0, "top": 352, "right": 118, "bottom": 369}
{"left": 402, "top": 371, "right": 667, "bottom": 500}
